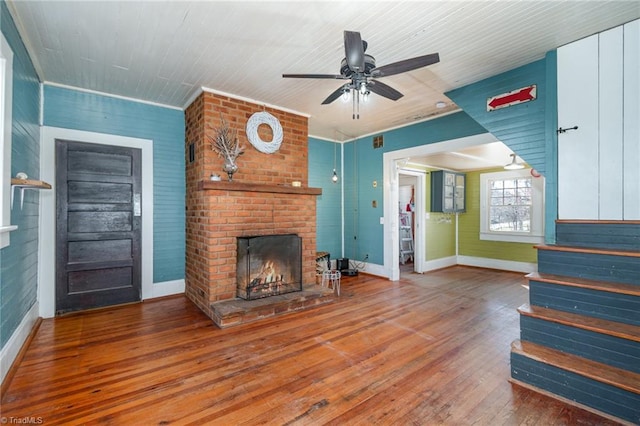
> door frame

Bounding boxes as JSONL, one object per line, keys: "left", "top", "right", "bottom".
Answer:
{"left": 39, "top": 127, "right": 154, "bottom": 318}
{"left": 397, "top": 170, "right": 424, "bottom": 275}
{"left": 382, "top": 132, "right": 497, "bottom": 281}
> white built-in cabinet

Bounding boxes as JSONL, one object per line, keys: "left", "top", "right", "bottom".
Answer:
{"left": 558, "top": 20, "right": 639, "bottom": 220}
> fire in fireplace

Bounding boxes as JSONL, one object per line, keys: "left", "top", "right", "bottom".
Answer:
{"left": 236, "top": 234, "right": 302, "bottom": 300}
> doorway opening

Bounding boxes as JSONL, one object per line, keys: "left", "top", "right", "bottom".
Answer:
{"left": 383, "top": 133, "right": 499, "bottom": 281}
{"left": 398, "top": 171, "right": 420, "bottom": 277}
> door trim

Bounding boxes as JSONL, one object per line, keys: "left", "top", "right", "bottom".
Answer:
{"left": 382, "top": 132, "right": 498, "bottom": 281}
{"left": 397, "top": 170, "right": 425, "bottom": 275}
{"left": 39, "top": 127, "right": 153, "bottom": 318}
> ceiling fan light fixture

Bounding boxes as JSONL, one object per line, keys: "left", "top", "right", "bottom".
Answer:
{"left": 504, "top": 153, "right": 525, "bottom": 170}
{"left": 282, "top": 30, "right": 440, "bottom": 120}
{"left": 341, "top": 88, "right": 350, "bottom": 102}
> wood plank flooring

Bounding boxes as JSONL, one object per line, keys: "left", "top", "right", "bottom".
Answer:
{"left": 1, "top": 266, "right": 622, "bottom": 425}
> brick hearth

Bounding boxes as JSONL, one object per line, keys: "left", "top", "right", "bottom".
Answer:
{"left": 184, "top": 90, "right": 330, "bottom": 325}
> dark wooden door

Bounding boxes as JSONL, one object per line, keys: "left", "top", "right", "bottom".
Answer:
{"left": 56, "top": 140, "right": 142, "bottom": 314}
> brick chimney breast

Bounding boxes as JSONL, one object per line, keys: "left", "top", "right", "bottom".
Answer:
{"left": 184, "top": 91, "right": 320, "bottom": 320}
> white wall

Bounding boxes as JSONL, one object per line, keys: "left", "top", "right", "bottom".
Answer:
{"left": 558, "top": 20, "right": 639, "bottom": 220}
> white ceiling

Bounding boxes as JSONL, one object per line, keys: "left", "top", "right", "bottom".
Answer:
{"left": 6, "top": 1, "right": 639, "bottom": 150}
{"left": 407, "top": 141, "right": 524, "bottom": 172}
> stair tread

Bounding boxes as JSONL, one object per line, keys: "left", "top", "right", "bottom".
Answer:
{"left": 535, "top": 244, "right": 640, "bottom": 258}
{"left": 512, "top": 339, "right": 640, "bottom": 395}
{"left": 526, "top": 272, "right": 640, "bottom": 296}
{"left": 518, "top": 303, "right": 640, "bottom": 342}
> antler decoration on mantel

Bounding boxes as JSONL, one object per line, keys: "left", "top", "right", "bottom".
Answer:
{"left": 208, "top": 114, "right": 245, "bottom": 181}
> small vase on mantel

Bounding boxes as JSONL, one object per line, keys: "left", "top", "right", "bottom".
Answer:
{"left": 223, "top": 161, "right": 238, "bottom": 181}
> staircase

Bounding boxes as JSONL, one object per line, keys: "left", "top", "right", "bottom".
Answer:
{"left": 510, "top": 220, "right": 640, "bottom": 424}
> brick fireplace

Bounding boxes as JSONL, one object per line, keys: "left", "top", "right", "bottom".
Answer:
{"left": 184, "top": 90, "right": 325, "bottom": 324}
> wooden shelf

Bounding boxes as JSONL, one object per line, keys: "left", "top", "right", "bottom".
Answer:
{"left": 198, "top": 180, "right": 322, "bottom": 196}
{"left": 11, "top": 178, "right": 52, "bottom": 209}
{"left": 11, "top": 178, "right": 52, "bottom": 189}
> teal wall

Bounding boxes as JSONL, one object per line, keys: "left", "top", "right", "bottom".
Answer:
{"left": 342, "top": 112, "right": 487, "bottom": 264}
{"left": 446, "top": 59, "right": 548, "bottom": 173}
{"left": 341, "top": 52, "right": 557, "bottom": 265}
{"left": 0, "top": 1, "right": 42, "bottom": 347}
{"left": 446, "top": 54, "right": 558, "bottom": 243}
{"left": 42, "top": 86, "right": 186, "bottom": 283}
{"left": 308, "top": 138, "right": 342, "bottom": 258}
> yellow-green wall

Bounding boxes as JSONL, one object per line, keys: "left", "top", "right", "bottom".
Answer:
{"left": 425, "top": 213, "right": 457, "bottom": 260}
{"left": 424, "top": 171, "right": 457, "bottom": 261}
{"left": 423, "top": 168, "right": 537, "bottom": 263}
{"left": 458, "top": 169, "right": 537, "bottom": 262}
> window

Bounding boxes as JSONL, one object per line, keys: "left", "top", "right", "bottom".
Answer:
{"left": 1, "top": 33, "right": 15, "bottom": 248}
{"left": 489, "top": 177, "right": 532, "bottom": 232}
{"left": 480, "top": 169, "right": 544, "bottom": 244}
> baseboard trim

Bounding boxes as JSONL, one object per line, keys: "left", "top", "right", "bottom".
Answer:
{"left": 422, "top": 256, "right": 457, "bottom": 272}
{"left": 457, "top": 255, "right": 537, "bottom": 273}
{"left": 149, "top": 279, "right": 185, "bottom": 299}
{"left": 1, "top": 302, "right": 40, "bottom": 395}
{"left": 359, "top": 261, "right": 386, "bottom": 278}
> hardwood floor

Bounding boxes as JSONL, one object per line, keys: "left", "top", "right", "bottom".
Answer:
{"left": 1, "top": 266, "right": 622, "bottom": 425}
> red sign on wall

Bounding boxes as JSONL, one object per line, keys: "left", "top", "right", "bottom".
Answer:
{"left": 487, "top": 85, "right": 537, "bottom": 111}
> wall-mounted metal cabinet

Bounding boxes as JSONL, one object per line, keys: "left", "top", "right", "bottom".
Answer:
{"left": 431, "top": 170, "right": 465, "bottom": 213}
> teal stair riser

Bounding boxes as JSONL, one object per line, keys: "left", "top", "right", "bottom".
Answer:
{"left": 556, "top": 223, "right": 640, "bottom": 251}
{"left": 511, "top": 352, "right": 640, "bottom": 424}
{"left": 537, "top": 250, "right": 640, "bottom": 285}
{"left": 529, "top": 281, "right": 640, "bottom": 326}
{"left": 520, "top": 316, "right": 640, "bottom": 374}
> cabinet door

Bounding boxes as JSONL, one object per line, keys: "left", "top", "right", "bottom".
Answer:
{"left": 558, "top": 22, "right": 637, "bottom": 220}
{"left": 454, "top": 174, "right": 465, "bottom": 212}
{"left": 431, "top": 171, "right": 465, "bottom": 213}
{"left": 558, "top": 34, "right": 599, "bottom": 219}
{"left": 599, "top": 26, "right": 624, "bottom": 220}
{"left": 624, "top": 20, "right": 640, "bottom": 219}
{"left": 443, "top": 175, "right": 454, "bottom": 211}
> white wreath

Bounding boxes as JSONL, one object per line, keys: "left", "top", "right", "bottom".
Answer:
{"left": 246, "top": 111, "right": 283, "bottom": 154}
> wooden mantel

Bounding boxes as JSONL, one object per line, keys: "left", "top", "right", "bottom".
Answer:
{"left": 198, "top": 180, "right": 322, "bottom": 196}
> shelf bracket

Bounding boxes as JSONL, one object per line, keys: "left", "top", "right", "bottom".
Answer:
{"left": 11, "top": 186, "right": 30, "bottom": 210}
{"left": 10, "top": 179, "right": 52, "bottom": 210}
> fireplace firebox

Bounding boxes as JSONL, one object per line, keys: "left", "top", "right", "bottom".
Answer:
{"left": 236, "top": 234, "right": 302, "bottom": 300}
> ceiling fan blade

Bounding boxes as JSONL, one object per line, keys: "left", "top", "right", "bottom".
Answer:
{"left": 282, "top": 73, "right": 347, "bottom": 79}
{"left": 371, "top": 53, "right": 440, "bottom": 77}
{"left": 321, "top": 86, "right": 347, "bottom": 105}
{"left": 368, "top": 80, "right": 403, "bottom": 101}
{"left": 344, "top": 31, "right": 365, "bottom": 72}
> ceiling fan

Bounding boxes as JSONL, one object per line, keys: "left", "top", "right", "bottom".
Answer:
{"left": 283, "top": 30, "right": 439, "bottom": 119}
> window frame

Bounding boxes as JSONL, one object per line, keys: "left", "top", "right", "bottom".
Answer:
{"left": 0, "top": 32, "right": 15, "bottom": 249}
{"left": 479, "top": 169, "right": 545, "bottom": 244}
